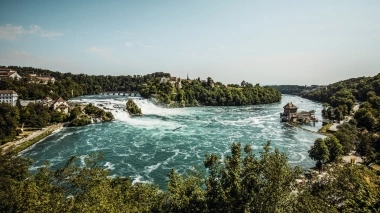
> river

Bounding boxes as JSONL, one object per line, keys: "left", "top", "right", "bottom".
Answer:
{"left": 21, "top": 94, "right": 323, "bottom": 188}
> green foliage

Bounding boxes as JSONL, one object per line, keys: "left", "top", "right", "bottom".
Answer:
{"left": 141, "top": 79, "right": 281, "bottom": 107}
{"left": 309, "top": 136, "right": 343, "bottom": 168}
{"left": 126, "top": 99, "right": 142, "bottom": 115}
{"left": 308, "top": 138, "right": 330, "bottom": 168}
{"left": 333, "top": 122, "right": 359, "bottom": 154}
{"left": 1, "top": 142, "right": 380, "bottom": 212}
{"left": 69, "top": 114, "right": 91, "bottom": 126}
{"left": 50, "top": 110, "right": 68, "bottom": 123}
{"left": 325, "top": 136, "right": 344, "bottom": 162}
{"left": 0, "top": 103, "right": 20, "bottom": 144}
{"left": 204, "top": 142, "right": 301, "bottom": 212}
{"left": 271, "top": 85, "right": 318, "bottom": 95}
{"left": 305, "top": 165, "right": 380, "bottom": 212}
{"left": 303, "top": 73, "right": 380, "bottom": 165}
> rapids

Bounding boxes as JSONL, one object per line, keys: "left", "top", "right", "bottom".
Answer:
{"left": 21, "top": 94, "right": 324, "bottom": 188}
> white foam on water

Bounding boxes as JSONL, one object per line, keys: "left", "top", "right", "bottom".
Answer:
{"left": 144, "top": 162, "right": 161, "bottom": 175}
{"left": 131, "top": 174, "right": 151, "bottom": 185}
{"left": 162, "top": 149, "right": 180, "bottom": 165}
{"left": 104, "top": 162, "right": 115, "bottom": 170}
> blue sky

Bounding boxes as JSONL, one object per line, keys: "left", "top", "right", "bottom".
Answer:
{"left": 1, "top": 0, "right": 379, "bottom": 85}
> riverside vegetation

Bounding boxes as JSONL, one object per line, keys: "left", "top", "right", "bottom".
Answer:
{"left": 0, "top": 66, "right": 280, "bottom": 144}
{"left": 303, "top": 73, "right": 380, "bottom": 168}
{"left": 1, "top": 142, "right": 379, "bottom": 212}
{"left": 126, "top": 99, "right": 142, "bottom": 115}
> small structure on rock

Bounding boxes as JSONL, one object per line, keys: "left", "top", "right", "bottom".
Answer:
{"left": 280, "top": 102, "right": 318, "bottom": 123}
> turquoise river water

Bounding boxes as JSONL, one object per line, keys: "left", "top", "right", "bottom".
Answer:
{"left": 21, "top": 94, "right": 323, "bottom": 188}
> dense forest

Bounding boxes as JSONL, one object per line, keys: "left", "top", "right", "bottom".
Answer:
{"left": 140, "top": 78, "right": 281, "bottom": 107}
{"left": 0, "top": 142, "right": 379, "bottom": 212}
{"left": 1, "top": 66, "right": 281, "bottom": 106}
{"left": 0, "top": 66, "right": 152, "bottom": 100}
{"left": 0, "top": 65, "right": 280, "bottom": 143}
{"left": 271, "top": 85, "right": 319, "bottom": 95}
{"left": 302, "top": 73, "right": 380, "bottom": 166}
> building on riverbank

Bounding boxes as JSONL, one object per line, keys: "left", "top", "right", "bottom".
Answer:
{"left": 280, "top": 102, "right": 317, "bottom": 123}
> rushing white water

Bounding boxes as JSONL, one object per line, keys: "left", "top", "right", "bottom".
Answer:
{"left": 22, "top": 94, "right": 324, "bottom": 188}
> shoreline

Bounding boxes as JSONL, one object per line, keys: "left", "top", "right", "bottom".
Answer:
{"left": 0, "top": 123, "right": 65, "bottom": 154}
{"left": 286, "top": 122, "right": 330, "bottom": 136}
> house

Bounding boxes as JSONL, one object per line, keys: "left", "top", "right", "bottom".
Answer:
{"left": 170, "top": 76, "right": 177, "bottom": 83}
{"left": 28, "top": 74, "right": 55, "bottom": 84}
{"left": 280, "top": 102, "right": 317, "bottom": 123}
{"left": 52, "top": 97, "right": 69, "bottom": 114}
{"left": 0, "top": 90, "right": 18, "bottom": 106}
{"left": 36, "top": 76, "right": 55, "bottom": 84}
{"left": 0, "top": 68, "right": 22, "bottom": 80}
{"left": 283, "top": 102, "right": 298, "bottom": 115}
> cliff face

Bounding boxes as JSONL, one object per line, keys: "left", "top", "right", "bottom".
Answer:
{"left": 126, "top": 99, "right": 142, "bottom": 116}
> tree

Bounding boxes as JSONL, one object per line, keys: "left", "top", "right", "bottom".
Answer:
{"left": 324, "top": 136, "right": 343, "bottom": 162}
{"left": 0, "top": 103, "right": 20, "bottom": 144}
{"left": 306, "top": 165, "right": 380, "bottom": 212}
{"left": 204, "top": 142, "right": 301, "bottom": 212}
{"left": 308, "top": 138, "right": 329, "bottom": 171}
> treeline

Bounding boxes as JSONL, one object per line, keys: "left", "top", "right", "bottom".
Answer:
{"left": 1, "top": 66, "right": 159, "bottom": 100}
{"left": 271, "top": 85, "right": 319, "bottom": 95}
{"left": 0, "top": 142, "right": 379, "bottom": 212}
{"left": 140, "top": 78, "right": 281, "bottom": 106}
{"left": 1, "top": 66, "right": 281, "bottom": 106}
{"left": 0, "top": 102, "right": 114, "bottom": 145}
{"left": 0, "top": 102, "right": 67, "bottom": 145}
{"left": 302, "top": 73, "right": 380, "bottom": 166}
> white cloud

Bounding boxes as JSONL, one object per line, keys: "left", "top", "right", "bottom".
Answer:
{"left": 85, "top": 46, "right": 121, "bottom": 63}
{"left": 137, "top": 41, "right": 155, "bottom": 48}
{"left": 0, "top": 24, "right": 24, "bottom": 40}
{"left": 125, "top": 42, "right": 133, "bottom": 47}
{"left": 41, "top": 31, "right": 64, "bottom": 38}
{"left": 28, "top": 25, "right": 41, "bottom": 34}
{"left": 0, "top": 24, "right": 63, "bottom": 40}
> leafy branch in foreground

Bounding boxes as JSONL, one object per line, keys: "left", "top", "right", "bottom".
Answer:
{"left": 0, "top": 142, "right": 379, "bottom": 212}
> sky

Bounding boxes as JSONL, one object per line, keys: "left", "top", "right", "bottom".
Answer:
{"left": 1, "top": 0, "right": 380, "bottom": 85}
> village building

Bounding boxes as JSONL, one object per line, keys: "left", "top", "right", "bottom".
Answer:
{"left": 175, "top": 77, "right": 182, "bottom": 89}
{"left": 160, "top": 76, "right": 168, "bottom": 83}
{"left": 0, "top": 90, "right": 18, "bottom": 106}
{"left": 52, "top": 97, "right": 69, "bottom": 114}
{"left": 0, "top": 68, "right": 22, "bottom": 80}
{"left": 28, "top": 74, "right": 56, "bottom": 84}
{"left": 170, "top": 76, "right": 177, "bottom": 83}
{"left": 281, "top": 102, "right": 317, "bottom": 123}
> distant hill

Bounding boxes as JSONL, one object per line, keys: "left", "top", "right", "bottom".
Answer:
{"left": 301, "top": 74, "right": 380, "bottom": 104}
{"left": 270, "top": 85, "right": 322, "bottom": 95}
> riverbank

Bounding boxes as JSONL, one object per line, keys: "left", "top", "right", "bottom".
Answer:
{"left": 287, "top": 122, "right": 330, "bottom": 136}
{"left": 0, "top": 123, "right": 65, "bottom": 154}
